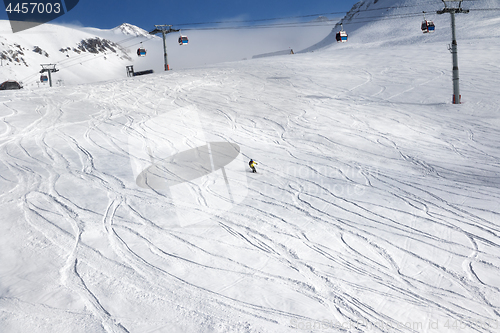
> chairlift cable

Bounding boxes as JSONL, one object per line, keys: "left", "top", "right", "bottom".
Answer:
{"left": 170, "top": 1, "right": 443, "bottom": 27}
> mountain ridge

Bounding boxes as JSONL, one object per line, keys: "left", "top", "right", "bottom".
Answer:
{"left": 111, "top": 23, "right": 151, "bottom": 37}
{"left": 0, "top": 21, "right": 145, "bottom": 86}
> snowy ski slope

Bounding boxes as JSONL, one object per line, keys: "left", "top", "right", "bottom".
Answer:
{"left": 301, "top": 0, "right": 500, "bottom": 52}
{"left": 1, "top": 1, "right": 500, "bottom": 332}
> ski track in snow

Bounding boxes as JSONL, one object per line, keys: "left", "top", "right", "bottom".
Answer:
{"left": 1, "top": 40, "right": 500, "bottom": 333}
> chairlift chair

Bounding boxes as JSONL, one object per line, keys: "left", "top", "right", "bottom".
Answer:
{"left": 40, "top": 75, "right": 48, "bottom": 83}
{"left": 421, "top": 20, "right": 435, "bottom": 33}
{"left": 421, "top": 12, "right": 435, "bottom": 33}
{"left": 137, "top": 42, "right": 147, "bottom": 57}
{"left": 336, "top": 24, "right": 348, "bottom": 43}
{"left": 137, "top": 47, "right": 147, "bottom": 57}
{"left": 178, "top": 34, "right": 189, "bottom": 45}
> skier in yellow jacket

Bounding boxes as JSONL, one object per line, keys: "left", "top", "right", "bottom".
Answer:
{"left": 249, "top": 159, "right": 257, "bottom": 173}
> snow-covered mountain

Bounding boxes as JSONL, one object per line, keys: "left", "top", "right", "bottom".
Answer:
{"left": 111, "top": 22, "right": 151, "bottom": 37}
{"left": 1, "top": 1, "right": 500, "bottom": 332}
{"left": 0, "top": 21, "right": 146, "bottom": 86}
{"left": 301, "top": 0, "right": 500, "bottom": 52}
{"left": 0, "top": 21, "right": 334, "bottom": 86}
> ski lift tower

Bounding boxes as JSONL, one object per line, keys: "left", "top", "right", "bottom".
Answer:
{"left": 149, "top": 25, "right": 179, "bottom": 71}
{"left": 437, "top": 0, "right": 469, "bottom": 104}
{"left": 40, "top": 64, "right": 59, "bottom": 87}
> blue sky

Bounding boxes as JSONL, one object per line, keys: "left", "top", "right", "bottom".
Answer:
{"left": 1, "top": 0, "right": 360, "bottom": 30}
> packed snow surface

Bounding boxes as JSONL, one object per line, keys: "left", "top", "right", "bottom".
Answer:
{"left": 1, "top": 1, "right": 500, "bottom": 333}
